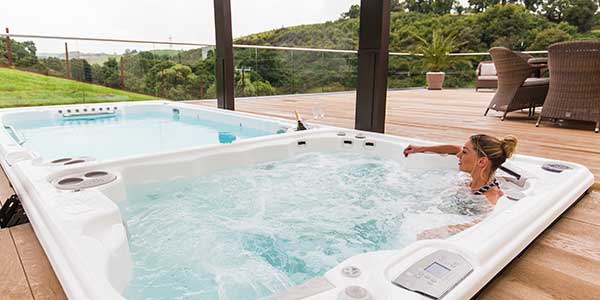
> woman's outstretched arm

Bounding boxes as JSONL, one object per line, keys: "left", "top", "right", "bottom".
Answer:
{"left": 403, "top": 144, "right": 462, "bottom": 157}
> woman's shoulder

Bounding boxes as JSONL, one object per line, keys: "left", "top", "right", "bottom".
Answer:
{"left": 484, "top": 186, "right": 503, "bottom": 205}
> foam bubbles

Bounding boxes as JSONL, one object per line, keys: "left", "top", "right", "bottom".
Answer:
{"left": 120, "top": 152, "right": 491, "bottom": 299}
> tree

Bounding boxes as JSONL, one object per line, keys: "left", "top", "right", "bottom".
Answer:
{"left": 477, "top": 4, "right": 545, "bottom": 50}
{"left": 391, "top": 0, "right": 404, "bottom": 12}
{"left": 529, "top": 27, "right": 571, "bottom": 49}
{"left": 158, "top": 64, "right": 199, "bottom": 99}
{"left": 523, "top": 0, "right": 544, "bottom": 11}
{"left": 70, "top": 59, "right": 93, "bottom": 82}
{"left": 405, "top": 0, "right": 459, "bottom": 14}
{"left": 340, "top": 4, "right": 360, "bottom": 19}
{"left": 101, "top": 58, "right": 120, "bottom": 88}
{"left": 468, "top": 0, "right": 501, "bottom": 12}
{"left": 563, "top": 0, "right": 598, "bottom": 32}
{"left": 44, "top": 57, "right": 65, "bottom": 74}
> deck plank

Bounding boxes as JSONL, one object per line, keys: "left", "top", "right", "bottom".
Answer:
{"left": 564, "top": 190, "right": 600, "bottom": 226}
{"left": 10, "top": 224, "right": 67, "bottom": 300}
{"left": 0, "top": 228, "right": 34, "bottom": 300}
{"left": 0, "top": 165, "right": 13, "bottom": 206}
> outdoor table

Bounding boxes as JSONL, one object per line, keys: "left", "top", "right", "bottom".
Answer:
{"left": 528, "top": 57, "right": 548, "bottom": 77}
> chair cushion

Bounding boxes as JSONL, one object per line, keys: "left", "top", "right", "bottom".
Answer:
{"left": 480, "top": 63, "right": 497, "bottom": 76}
{"left": 522, "top": 77, "right": 550, "bottom": 86}
{"left": 478, "top": 75, "right": 497, "bottom": 80}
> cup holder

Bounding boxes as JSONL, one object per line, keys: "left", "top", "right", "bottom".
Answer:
{"left": 53, "top": 170, "right": 117, "bottom": 191}
{"left": 44, "top": 156, "right": 96, "bottom": 166}
{"left": 84, "top": 171, "right": 108, "bottom": 178}
{"left": 58, "top": 177, "right": 84, "bottom": 185}
{"left": 51, "top": 158, "right": 72, "bottom": 164}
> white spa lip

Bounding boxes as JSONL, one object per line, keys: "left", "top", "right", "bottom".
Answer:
{"left": 0, "top": 101, "right": 594, "bottom": 300}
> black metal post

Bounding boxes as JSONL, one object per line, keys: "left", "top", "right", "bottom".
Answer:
{"left": 354, "top": 0, "right": 391, "bottom": 133}
{"left": 64, "top": 42, "right": 71, "bottom": 79}
{"left": 213, "top": 0, "right": 235, "bottom": 110}
{"left": 5, "top": 28, "right": 12, "bottom": 66}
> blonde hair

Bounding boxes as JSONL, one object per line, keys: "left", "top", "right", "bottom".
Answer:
{"left": 470, "top": 134, "right": 518, "bottom": 172}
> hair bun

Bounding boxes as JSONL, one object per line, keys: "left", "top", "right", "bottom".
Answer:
{"left": 501, "top": 135, "right": 518, "bottom": 158}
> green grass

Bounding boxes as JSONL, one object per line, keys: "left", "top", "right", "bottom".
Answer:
{"left": 0, "top": 68, "right": 156, "bottom": 108}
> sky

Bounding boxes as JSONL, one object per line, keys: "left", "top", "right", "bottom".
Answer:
{"left": 2, "top": 0, "right": 361, "bottom": 54}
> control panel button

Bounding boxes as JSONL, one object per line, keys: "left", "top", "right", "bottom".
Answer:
{"left": 391, "top": 250, "right": 473, "bottom": 299}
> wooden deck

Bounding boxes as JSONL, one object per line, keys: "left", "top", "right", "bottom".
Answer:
{"left": 0, "top": 167, "right": 66, "bottom": 300}
{"left": 1, "top": 88, "right": 599, "bottom": 300}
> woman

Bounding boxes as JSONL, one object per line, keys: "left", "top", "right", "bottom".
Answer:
{"left": 404, "top": 134, "right": 518, "bottom": 239}
{"left": 403, "top": 134, "right": 518, "bottom": 205}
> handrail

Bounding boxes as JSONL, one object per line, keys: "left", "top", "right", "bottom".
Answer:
{"left": 0, "top": 33, "right": 548, "bottom": 57}
{"left": 4, "top": 125, "right": 26, "bottom": 145}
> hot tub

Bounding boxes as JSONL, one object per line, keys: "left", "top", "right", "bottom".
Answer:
{"left": 0, "top": 104, "right": 593, "bottom": 300}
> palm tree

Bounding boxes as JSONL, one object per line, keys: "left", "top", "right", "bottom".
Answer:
{"left": 412, "top": 30, "right": 466, "bottom": 89}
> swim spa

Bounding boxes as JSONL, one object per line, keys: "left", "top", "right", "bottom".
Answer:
{"left": 0, "top": 105, "right": 593, "bottom": 300}
{"left": 1, "top": 101, "right": 294, "bottom": 161}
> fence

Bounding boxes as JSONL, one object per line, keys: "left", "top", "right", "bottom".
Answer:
{"left": 0, "top": 30, "right": 548, "bottom": 107}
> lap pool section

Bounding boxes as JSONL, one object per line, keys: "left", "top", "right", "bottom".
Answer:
{"left": 1, "top": 101, "right": 291, "bottom": 161}
{"left": 0, "top": 103, "right": 593, "bottom": 300}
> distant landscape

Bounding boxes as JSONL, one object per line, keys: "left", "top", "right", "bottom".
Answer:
{"left": 37, "top": 49, "right": 188, "bottom": 65}
{"left": 1, "top": 1, "right": 599, "bottom": 104}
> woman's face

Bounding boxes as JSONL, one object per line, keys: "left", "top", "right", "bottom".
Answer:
{"left": 456, "top": 140, "right": 479, "bottom": 173}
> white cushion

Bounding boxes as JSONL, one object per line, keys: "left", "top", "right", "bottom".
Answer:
{"left": 522, "top": 77, "right": 549, "bottom": 86}
{"left": 478, "top": 75, "right": 497, "bottom": 80}
{"left": 480, "top": 63, "right": 497, "bottom": 76}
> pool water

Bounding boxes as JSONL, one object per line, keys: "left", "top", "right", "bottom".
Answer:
{"left": 119, "top": 152, "right": 492, "bottom": 300}
{"left": 5, "top": 110, "right": 273, "bottom": 160}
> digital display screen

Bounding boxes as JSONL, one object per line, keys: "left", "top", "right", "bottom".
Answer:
{"left": 425, "top": 262, "right": 451, "bottom": 278}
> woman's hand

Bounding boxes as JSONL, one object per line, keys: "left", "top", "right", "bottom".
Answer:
{"left": 403, "top": 144, "right": 423, "bottom": 157}
{"left": 417, "top": 226, "right": 451, "bottom": 240}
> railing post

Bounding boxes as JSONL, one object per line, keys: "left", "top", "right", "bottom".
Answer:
{"left": 119, "top": 56, "right": 125, "bottom": 88}
{"left": 64, "top": 42, "right": 70, "bottom": 79}
{"left": 354, "top": 0, "right": 391, "bottom": 133}
{"left": 213, "top": 0, "right": 235, "bottom": 110}
{"left": 5, "top": 28, "right": 12, "bottom": 66}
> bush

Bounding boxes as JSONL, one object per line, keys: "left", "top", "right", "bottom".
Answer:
{"left": 529, "top": 28, "right": 572, "bottom": 50}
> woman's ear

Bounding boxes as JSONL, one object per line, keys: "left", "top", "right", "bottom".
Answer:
{"left": 477, "top": 156, "right": 489, "bottom": 168}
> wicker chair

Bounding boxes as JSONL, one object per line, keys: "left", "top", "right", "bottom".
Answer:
{"left": 484, "top": 47, "right": 549, "bottom": 120}
{"left": 475, "top": 61, "right": 498, "bottom": 91}
{"left": 536, "top": 41, "right": 600, "bottom": 132}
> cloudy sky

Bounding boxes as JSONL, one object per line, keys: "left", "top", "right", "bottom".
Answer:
{"left": 3, "top": 0, "right": 360, "bottom": 53}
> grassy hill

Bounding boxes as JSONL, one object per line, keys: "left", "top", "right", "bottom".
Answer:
{"left": 0, "top": 68, "right": 156, "bottom": 108}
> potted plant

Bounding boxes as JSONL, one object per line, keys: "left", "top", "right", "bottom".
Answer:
{"left": 412, "top": 30, "right": 465, "bottom": 90}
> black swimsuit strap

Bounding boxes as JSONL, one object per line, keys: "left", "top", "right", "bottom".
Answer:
{"left": 473, "top": 178, "right": 499, "bottom": 195}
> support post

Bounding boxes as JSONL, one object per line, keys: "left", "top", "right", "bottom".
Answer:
{"left": 213, "top": 0, "right": 235, "bottom": 110}
{"left": 64, "top": 42, "right": 71, "bottom": 79}
{"left": 5, "top": 28, "right": 12, "bottom": 66}
{"left": 119, "top": 56, "right": 125, "bottom": 88}
{"left": 354, "top": 0, "right": 391, "bottom": 133}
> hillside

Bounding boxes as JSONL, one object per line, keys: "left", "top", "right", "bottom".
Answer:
{"left": 0, "top": 68, "right": 156, "bottom": 108}
{"left": 236, "top": 6, "right": 600, "bottom": 53}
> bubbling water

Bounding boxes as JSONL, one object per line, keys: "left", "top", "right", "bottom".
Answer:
{"left": 119, "top": 152, "right": 492, "bottom": 300}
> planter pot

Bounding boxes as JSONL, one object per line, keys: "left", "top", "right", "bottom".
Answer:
{"left": 426, "top": 72, "right": 445, "bottom": 90}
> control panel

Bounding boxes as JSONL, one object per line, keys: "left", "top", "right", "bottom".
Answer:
{"left": 391, "top": 250, "right": 473, "bottom": 299}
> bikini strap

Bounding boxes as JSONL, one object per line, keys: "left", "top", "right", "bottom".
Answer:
{"left": 473, "top": 178, "right": 499, "bottom": 195}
